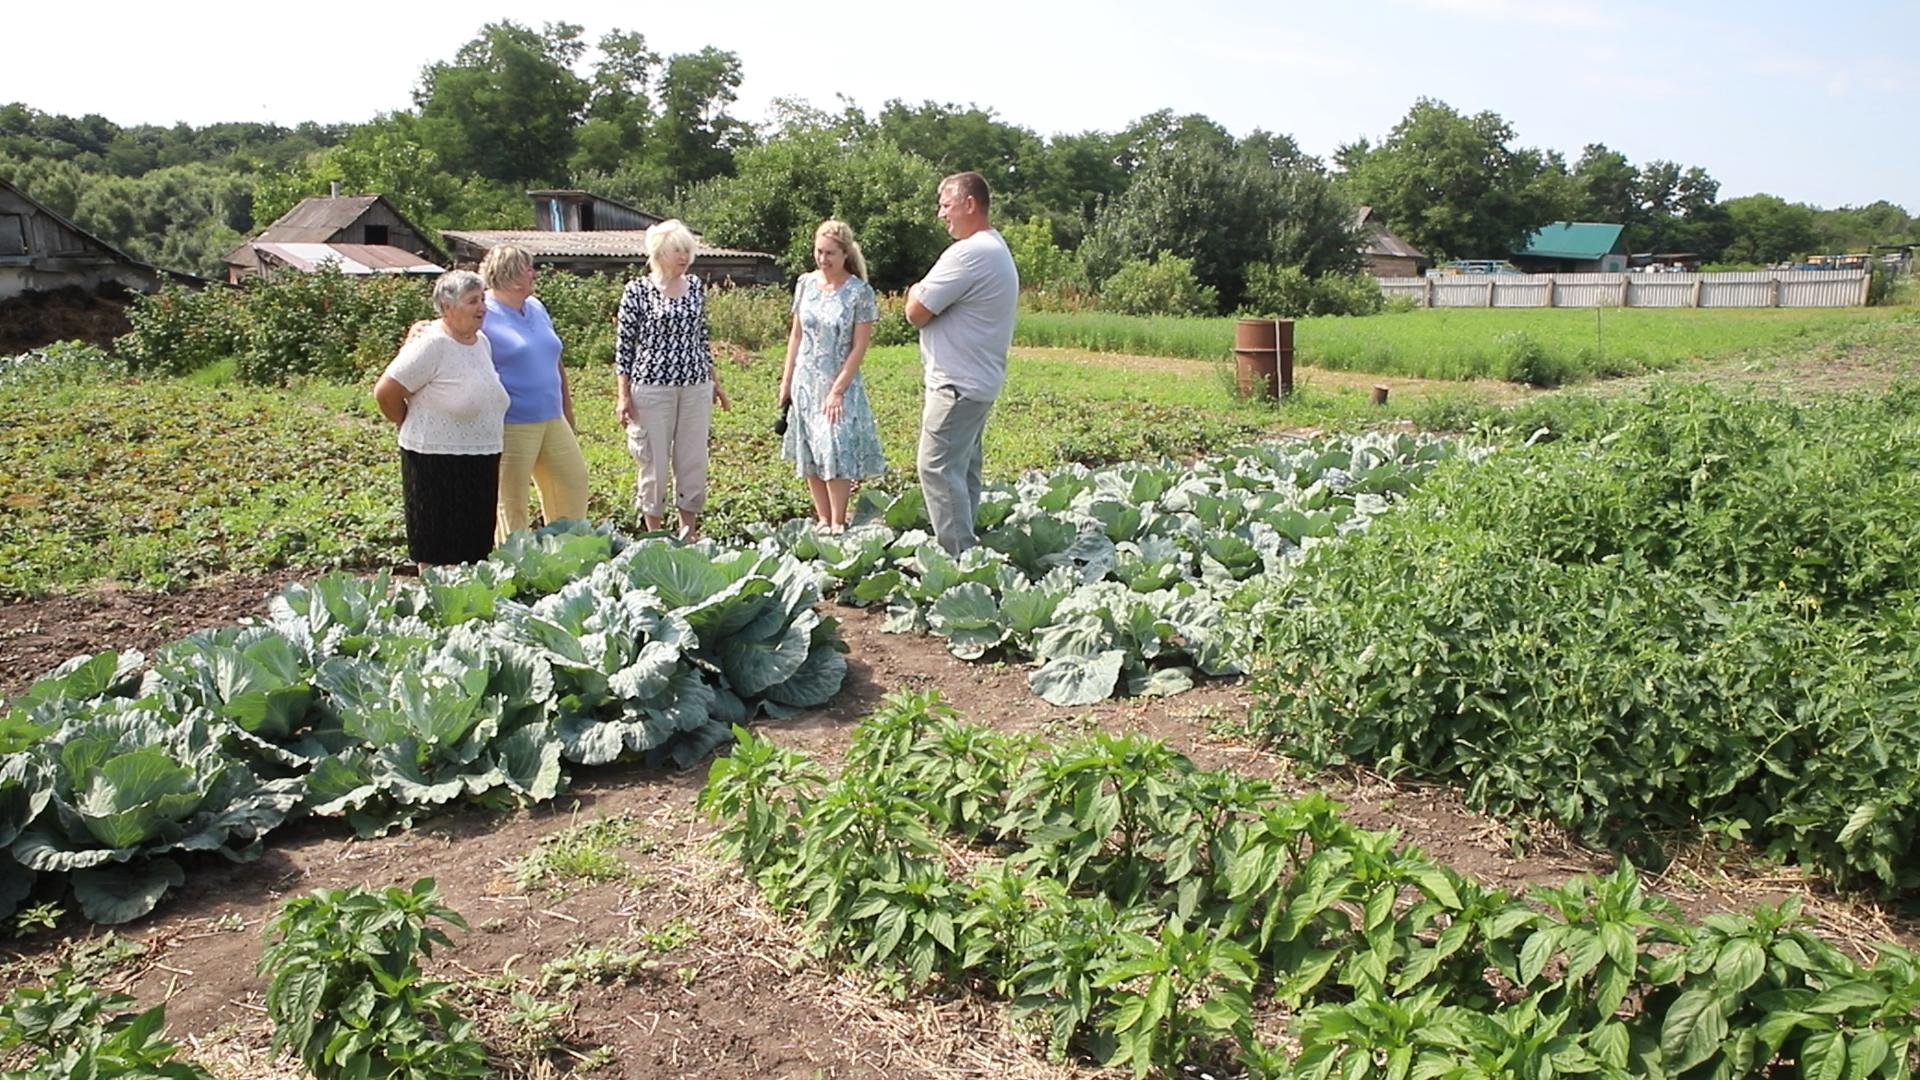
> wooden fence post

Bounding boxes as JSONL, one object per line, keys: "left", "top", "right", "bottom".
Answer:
{"left": 1543, "top": 274, "right": 1556, "bottom": 308}
{"left": 1618, "top": 277, "right": 1630, "bottom": 307}
{"left": 1486, "top": 280, "right": 1496, "bottom": 308}
{"left": 1692, "top": 278, "right": 1703, "bottom": 307}
{"left": 1424, "top": 277, "right": 1434, "bottom": 308}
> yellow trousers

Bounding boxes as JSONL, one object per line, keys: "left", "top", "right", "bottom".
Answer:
{"left": 497, "top": 418, "right": 590, "bottom": 542}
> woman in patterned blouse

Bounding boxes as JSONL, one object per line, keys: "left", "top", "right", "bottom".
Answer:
{"left": 613, "top": 219, "right": 731, "bottom": 539}
{"left": 778, "top": 219, "right": 886, "bottom": 530}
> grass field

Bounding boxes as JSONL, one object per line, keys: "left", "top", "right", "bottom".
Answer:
{"left": 1016, "top": 305, "right": 1915, "bottom": 383}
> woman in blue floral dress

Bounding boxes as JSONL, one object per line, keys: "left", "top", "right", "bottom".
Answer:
{"left": 779, "top": 220, "right": 886, "bottom": 530}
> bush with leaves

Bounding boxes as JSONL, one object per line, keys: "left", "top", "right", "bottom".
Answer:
{"left": 1096, "top": 252, "right": 1218, "bottom": 317}
{"left": 116, "top": 281, "right": 244, "bottom": 376}
{"left": 704, "top": 695, "right": 1920, "bottom": 1078}
{"left": 1241, "top": 264, "right": 1385, "bottom": 318}
{"left": 230, "top": 265, "right": 432, "bottom": 384}
{"left": 261, "top": 878, "right": 489, "bottom": 1080}
{"left": 1252, "top": 382, "right": 1920, "bottom": 890}
{"left": 0, "top": 968, "right": 214, "bottom": 1080}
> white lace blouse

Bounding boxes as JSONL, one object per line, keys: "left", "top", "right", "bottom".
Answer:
{"left": 382, "top": 324, "right": 510, "bottom": 455}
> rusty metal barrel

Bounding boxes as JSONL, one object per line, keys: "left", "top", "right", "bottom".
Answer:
{"left": 1234, "top": 318, "right": 1294, "bottom": 400}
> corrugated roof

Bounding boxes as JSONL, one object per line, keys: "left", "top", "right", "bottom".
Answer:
{"left": 441, "top": 229, "right": 774, "bottom": 260}
{"left": 254, "top": 195, "right": 386, "bottom": 243}
{"left": 251, "top": 242, "right": 443, "bottom": 275}
{"left": 1518, "top": 222, "right": 1626, "bottom": 260}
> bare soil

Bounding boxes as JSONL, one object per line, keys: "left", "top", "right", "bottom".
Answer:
{"left": 1012, "top": 346, "right": 1534, "bottom": 404}
{"left": 2, "top": 579, "right": 1913, "bottom": 1080}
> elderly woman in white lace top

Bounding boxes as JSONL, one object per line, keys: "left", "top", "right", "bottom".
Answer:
{"left": 373, "top": 270, "right": 510, "bottom": 566}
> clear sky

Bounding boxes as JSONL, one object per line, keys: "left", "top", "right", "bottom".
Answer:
{"left": 4, "top": 0, "right": 1913, "bottom": 210}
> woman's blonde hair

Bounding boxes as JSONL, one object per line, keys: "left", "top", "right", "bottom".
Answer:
{"left": 478, "top": 244, "right": 533, "bottom": 290}
{"left": 815, "top": 220, "right": 867, "bottom": 281}
{"left": 644, "top": 219, "right": 698, "bottom": 269}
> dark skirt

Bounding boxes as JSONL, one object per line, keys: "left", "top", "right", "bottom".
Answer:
{"left": 399, "top": 449, "right": 501, "bottom": 565}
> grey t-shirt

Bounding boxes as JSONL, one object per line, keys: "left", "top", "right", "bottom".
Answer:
{"left": 916, "top": 228, "right": 1019, "bottom": 401}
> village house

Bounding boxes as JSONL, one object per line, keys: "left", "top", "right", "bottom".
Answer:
{"left": 443, "top": 190, "right": 782, "bottom": 284}
{"left": 224, "top": 193, "right": 447, "bottom": 283}
{"left": 1354, "top": 205, "right": 1429, "bottom": 277}
{"left": 0, "top": 178, "right": 192, "bottom": 301}
{"left": 1511, "top": 222, "right": 1631, "bottom": 274}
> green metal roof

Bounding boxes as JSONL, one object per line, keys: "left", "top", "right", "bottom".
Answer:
{"left": 1517, "top": 222, "right": 1627, "bottom": 260}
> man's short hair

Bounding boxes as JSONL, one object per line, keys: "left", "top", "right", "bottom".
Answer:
{"left": 941, "top": 171, "right": 991, "bottom": 212}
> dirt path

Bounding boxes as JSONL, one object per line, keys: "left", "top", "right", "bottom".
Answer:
{"left": 2, "top": 585, "right": 1910, "bottom": 1079}
{"left": 1013, "top": 345, "right": 1533, "bottom": 403}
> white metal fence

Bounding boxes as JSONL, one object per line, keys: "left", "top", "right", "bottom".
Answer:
{"left": 1378, "top": 270, "right": 1870, "bottom": 309}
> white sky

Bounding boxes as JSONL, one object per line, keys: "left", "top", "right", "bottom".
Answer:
{"left": 4, "top": 0, "right": 1915, "bottom": 210}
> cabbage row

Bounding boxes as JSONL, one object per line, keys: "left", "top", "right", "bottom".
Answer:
{"left": 754, "top": 433, "right": 1472, "bottom": 705}
{"left": 0, "top": 526, "right": 846, "bottom": 924}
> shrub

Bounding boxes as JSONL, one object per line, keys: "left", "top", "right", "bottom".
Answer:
{"left": 533, "top": 271, "right": 622, "bottom": 369}
{"left": 1097, "top": 253, "right": 1218, "bottom": 317}
{"left": 0, "top": 969, "right": 215, "bottom": 1079}
{"left": 1495, "top": 329, "right": 1579, "bottom": 386}
{"left": 117, "top": 282, "right": 243, "bottom": 376}
{"left": 1, "top": 339, "right": 117, "bottom": 385}
{"left": 705, "top": 283, "right": 793, "bottom": 352}
{"left": 261, "top": 878, "right": 489, "bottom": 1080}
{"left": 1242, "top": 265, "right": 1384, "bottom": 319}
{"left": 870, "top": 291, "right": 915, "bottom": 347}
{"left": 231, "top": 267, "right": 431, "bottom": 384}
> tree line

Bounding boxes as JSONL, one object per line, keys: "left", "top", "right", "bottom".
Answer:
{"left": 2, "top": 20, "right": 1914, "bottom": 306}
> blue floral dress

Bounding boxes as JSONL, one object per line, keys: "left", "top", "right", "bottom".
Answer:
{"left": 782, "top": 272, "right": 886, "bottom": 480}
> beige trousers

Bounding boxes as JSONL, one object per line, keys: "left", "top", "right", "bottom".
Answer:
{"left": 497, "top": 418, "right": 591, "bottom": 542}
{"left": 624, "top": 382, "right": 713, "bottom": 518}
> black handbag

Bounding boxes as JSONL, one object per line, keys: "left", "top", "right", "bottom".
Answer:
{"left": 772, "top": 399, "right": 790, "bottom": 436}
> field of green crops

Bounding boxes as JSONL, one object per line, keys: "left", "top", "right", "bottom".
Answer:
{"left": 5, "top": 306, "right": 1920, "bottom": 1080}
{"left": 1017, "top": 305, "right": 1915, "bottom": 384}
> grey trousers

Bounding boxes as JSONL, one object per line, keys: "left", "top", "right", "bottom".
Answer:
{"left": 917, "top": 386, "right": 994, "bottom": 556}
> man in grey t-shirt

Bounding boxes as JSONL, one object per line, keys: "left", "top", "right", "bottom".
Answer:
{"left": 905, "top": 171, "right": 1020, "bottom": 555}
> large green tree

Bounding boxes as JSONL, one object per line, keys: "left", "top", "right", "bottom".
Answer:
{"left": 1722, "top": 194, "right": 1819, "bottom": 264}
{"left": 1813, "top": 200, "right": 1916, "bottom": 252}
{"left": 1336, "top": 98, "right": 1562, "bottom": 261}
{"left": 568, "top": 30, "right": 663, "bottom": 177}
{"left": 1080, "top": 126, "right": 1361, "bottom": 308}
{"left": 414, "top": 21, "right": 588, "bottom": 185}
{"left": 681, "top": 106, "right": 942, "bottom": 291}
{"left": 1570, "top": 144, "right": 1639, "bottom": 225}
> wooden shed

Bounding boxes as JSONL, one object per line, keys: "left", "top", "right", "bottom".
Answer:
{"left": 527, "top": 190, "right": 665, "bottom": 233}
{"left": 0, "top": 178, "right": 185, "bottom": 301}
{"left": 439, "top": 229, "right": 783, "bottom": 286}
{"left": 225, "top": 194, "right": 449, "bottom": 283}
{"left": 1354, "top": 206, "right": 1429, "bottom": 278}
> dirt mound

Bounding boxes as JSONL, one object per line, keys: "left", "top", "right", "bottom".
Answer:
{"left": 0, "top": 284, "right": 134, "bottom": 355}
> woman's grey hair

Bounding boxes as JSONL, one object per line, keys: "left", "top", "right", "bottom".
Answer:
{"left": 644, "top": 219, "right": 698, "bottom": 264}
{"left": 478, "top": 245, "right": 533, "bottom": 291}
{"left": 432, "top": 269, "right": 485, "bottom": 313}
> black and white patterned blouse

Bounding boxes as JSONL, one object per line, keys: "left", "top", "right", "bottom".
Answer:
{"left": 614, "top": 274, "right": 714, "bottom": 386}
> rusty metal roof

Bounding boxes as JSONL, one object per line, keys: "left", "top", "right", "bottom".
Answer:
{"left": 245, "top": 242, "right": 442, "bottom": 275}
{"left": 441, "top": 229, "right": 774, "bottom": 261}
{"left": 253, "top": 196, "right": 388, "bottom": 243}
